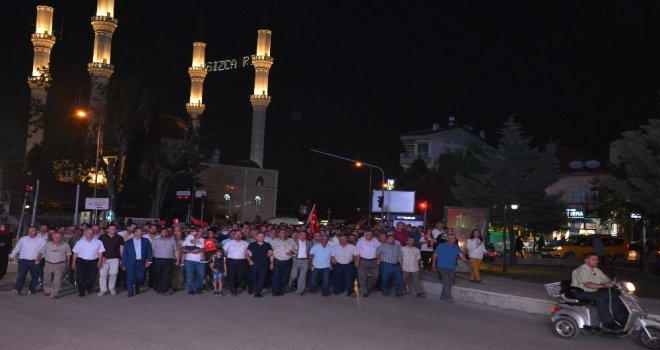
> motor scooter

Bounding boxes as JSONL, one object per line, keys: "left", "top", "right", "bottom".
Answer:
{"left": 545, "top": 280, "right": 660, "bottom": 348}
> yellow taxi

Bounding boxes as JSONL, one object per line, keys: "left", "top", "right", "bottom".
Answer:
{"left": 541, "top": 234, "right": 629, "bottom": 262}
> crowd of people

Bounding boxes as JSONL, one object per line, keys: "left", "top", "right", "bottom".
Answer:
{"left": 7, "top": 220, "right": 486, "bottom": 303}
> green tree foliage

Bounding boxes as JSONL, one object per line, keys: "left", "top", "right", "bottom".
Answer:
{"left": 397, "top": 150, "right": 483, "bottom": 224}
{"left": 452, "top": 117, "right": 565, "bottom": 262}
{"left": 599, "top": 119, "right": 660, "bottom": 228}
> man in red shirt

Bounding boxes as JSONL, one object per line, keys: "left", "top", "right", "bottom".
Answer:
{"left": 393, "top": 222, "right": 408, "bottom": 246}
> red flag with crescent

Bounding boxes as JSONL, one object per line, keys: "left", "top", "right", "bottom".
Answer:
{"left": 307, "top": 204, "right": 319, "bottom": 234}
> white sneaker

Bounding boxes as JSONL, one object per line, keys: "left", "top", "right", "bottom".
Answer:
{"left": 97, "top": 291, "right": 107, "bottom": 296}
{"left": 11, "top": 289, "right": 20, "bottom": 295}
{"left": 110, "top": 289, "right": 117, "bottom": 296}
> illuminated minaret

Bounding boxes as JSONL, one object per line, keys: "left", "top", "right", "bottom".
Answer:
{"left": 87, "top": 0, "right": 118, "bottom": 153}
{"left": 249, "top": 28, "right": 273, "bottom": 167}
{"left": 186, "top": 42, "right": 207, "bottom": 130}
{"left": 26, "top": 5, "right": 56, "bottom": 154}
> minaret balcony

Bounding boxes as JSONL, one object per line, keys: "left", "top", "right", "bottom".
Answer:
{"left": 91, "top": 16, "right": 118, "bottom": 34}
{"left": 31, "top": 34, "right": 56, "bottom": 48}
{"left": 186, "top": 102, "right": 206, "bottom": 115}
{"left": 91, "top": 15, "right": 118, "bottom": 24}
{"left": 88, "top": 62, "right": 115, "bottom": 79}
{"left": 188, "top": 66, "right": 208, "bottom": 79}
{"left": 251, "top": 55, "right": 274, "bottom": 69}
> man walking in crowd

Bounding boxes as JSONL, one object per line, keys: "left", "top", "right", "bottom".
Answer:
{"left": 402, "top": 236, "right": 424, "bottom": 297}
{"left": 392, "top": 222, "right": 408, "bottom": 247}
{"left": 39, "top": 230, "right": 71, "bottom": 298}
{"left": 224, "top": 229, "right": 250, "bottom": 296}
{"left": 0, "top": 224, "right": 13, "bottom": 280}
{"left": 98, "top": 223, "right": 124, "bottom": 296}
{"left": 332, "top": 234, "right": 357, "bottom": 297}
{"left": 182, "top": 227, "right": 205, "bottom": 295}
{"left": 121, "top": 228, "right": 153, "bottom": 297}
{"left": 270, "top": 228, "right": 296, "bottom": 296}
{"left": 152, "top": 227, "right": 180, "bottom": 295}
{"left": 171, "top": 229, "right": 185, "bottom": 291}
{"left": 10, "top": 226, "right": 46, "bottom": 295}
{"left": 309, "top": 235, "right": 334, "bottom": 297}
{"left": 289, "top": 230, "right": 312, "bottom": 295}
{"left": 376, "top": 233, "right": 404, "bottom": 297}
{"left": 72, "top": 228, "right": 105, "bottom": 297}
{"left": 246, "top": 232, "right": 273, "bottom": 298}
{"left": 431, "top": 233, "right": 467, "bottom": 303}
{"left": 356, "top": 230, "right": 380, "bottom": 297}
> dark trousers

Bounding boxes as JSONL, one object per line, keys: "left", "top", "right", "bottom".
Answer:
{"left": 573, "top": 289, "right": 627, "bottom": 325}
{"left": 15, "top": 259, "right": 41, "bottom": 293}
{"left": 310, "top": 267, "right": 330, "bottom": 296}
{"left": 333, "top": 263, "right": 356, "bottom": 295}
{"left": 271, "top": 259, "right": 292, "bottom": 295}
{"left": 250, "top": 264, "right": 268, "bottom": 296}
{"left": 0, "top": 248, "right": 8, "bottom": 279}
{"left": 76, "top": 258, "right": 98, "bottom": 296}
{"left": 125, "top": 260, "right": 146, "bottom": 294}
{"left": 227, "top": 259, "right": 247, "bottom": 294}
{"left": 380, "top": 262, "right": 403, "bottom": 296}
{"left": 152, "top": 258, "right": 174, "bottom": 293}
{"left": 421, "top": 251, "right": 433, "bottom": 269}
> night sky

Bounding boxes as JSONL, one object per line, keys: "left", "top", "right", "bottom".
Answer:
{"left": 2, "top": 0, "right": 659, "bottom": 218}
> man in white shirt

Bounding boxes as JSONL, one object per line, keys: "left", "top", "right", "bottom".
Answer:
{"left": 182, "top": 229, "right": 205, "bottom": 295}
{"left": 10, "top": 226, "right": 46, "bottom": 295}
{"left": 269, "top": 228, "right": 296, "bottom": 296}
{"left": 355, "top": 230, "right": 381, "bottom": 297}
{"left": 72, "top": 228, "right": 105, "bottom": 297}
{"left": 289, "top": 231, "right": 312, "bottom": 295}
{"left": 331, "top": 235, "right": 357, "bottom": 297}
{"left": 223, "top": 230, "right": 250, "bottom": 296}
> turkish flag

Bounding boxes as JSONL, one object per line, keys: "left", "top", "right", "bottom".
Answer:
{"left": 191, "top": 217, "right": 209, "bottom": 227}
{"left": 307, "top": 204, "right": 319, "bottom": 234}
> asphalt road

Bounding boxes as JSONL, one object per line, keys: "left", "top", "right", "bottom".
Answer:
{"left": 0, "top": 285, "right": 641, "bottom": 350}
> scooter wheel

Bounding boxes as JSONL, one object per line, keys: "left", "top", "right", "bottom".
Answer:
{"left": 640, "top": 326, "right": 660, "bottom": 349}
{"left": 552, "top": 317, "right": 579, "bottom": 339}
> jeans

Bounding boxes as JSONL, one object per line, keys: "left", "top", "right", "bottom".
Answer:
{"left": 184, "top": 261, "right": 205, "bottom": 293}
{"left": 380, "top": 262, "right": 403, "bottom": 296}
{"left": 439, "top": 268, "right": 456, "bottom": 300}
{"left": 15, "top": 259, "right": 41, "bottom": 293}
{"left": 333, "top": 263, "right": 356, "bottom": 295}
{"left": 250, "top": 264, "right": 268, "bottom": 296}
{"left": 310, "top": 267, "right": 330, "bottom": 296}
{"left": 271, "top": 259, "right": 292, "bottom": 295}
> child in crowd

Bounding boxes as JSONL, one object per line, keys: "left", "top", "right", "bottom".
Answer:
{"left": 210, "top": 250, "right": 227, "bottom": 295}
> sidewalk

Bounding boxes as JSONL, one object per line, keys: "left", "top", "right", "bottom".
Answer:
{"left": 2, "top": 261, "right": 659, "bottom": 319}
{"left": 419, "top": 269, "right": 660, "bottom": 319}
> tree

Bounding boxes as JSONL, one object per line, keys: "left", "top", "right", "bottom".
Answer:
{"left": 452, "top": 117, "right": 565, "bottom": 264}
{"left": 599, "top": 119, "right": 660, "bottom": 231}
{"left": 104, "top": 77, "right": 156, "bottom": 213}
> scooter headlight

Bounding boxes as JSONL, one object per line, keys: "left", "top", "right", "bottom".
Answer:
{"left": 624, "top": 282, "right": 636, "bottom": 292}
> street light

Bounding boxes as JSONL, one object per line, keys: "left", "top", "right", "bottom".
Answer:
{"left": 310, "top": 149, "right": 386, "bottom": 219}
{"left": 76, "top": 109, "right": 101, "bottom": 224}
{"left": 502, "top": 203, "right": 518, "bottom": 272}
{"left": 224, "top": 193, "right": 232, "bottom": 222}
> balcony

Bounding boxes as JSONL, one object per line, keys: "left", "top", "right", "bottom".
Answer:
{"left": 399, "top": 153, "right": 432, "bottom": 167}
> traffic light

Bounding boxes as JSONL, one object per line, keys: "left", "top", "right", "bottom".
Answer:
{"left": 377, "top": 196, "right": 384, "bottom": 209}
{"left": 418, "top": 201, "right": 427, "bottom": 210}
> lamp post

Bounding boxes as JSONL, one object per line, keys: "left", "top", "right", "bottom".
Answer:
{"left": 310, "top": 149, "right": 386, "bottom": 219}
{"left": 77, "top": 109, "right": 101, "bottom": 225}
{"left": 502, "top": 203, "right": 518, "bottom": 272}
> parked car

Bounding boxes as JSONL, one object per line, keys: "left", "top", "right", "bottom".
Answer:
{"left": 540, "top": 234, "right": 629, "bottom": 262}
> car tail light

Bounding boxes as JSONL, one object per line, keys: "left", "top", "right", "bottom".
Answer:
{"left": 551, "top": 306, "right": 560, "bottom": 314}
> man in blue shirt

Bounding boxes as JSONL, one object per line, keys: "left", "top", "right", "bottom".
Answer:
{"left": 309, "top": 235, "right": 334, "bottom": 296}
{"left": 431, "top": 233, "right": 467, "bottom": 303}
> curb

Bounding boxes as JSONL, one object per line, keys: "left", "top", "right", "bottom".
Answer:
{"left": 421, "top": 280, "right": 660, "bottom": 319}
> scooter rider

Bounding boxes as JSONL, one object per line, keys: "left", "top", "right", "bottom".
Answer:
{"left": 571, "top": 252, "right": 627, "bottom": 330}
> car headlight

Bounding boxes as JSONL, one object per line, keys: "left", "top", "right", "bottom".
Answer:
{"left": 624, "top": 282, "right": 636, "bottom": 292}
{"left": 555, "top": 246, "right": 562, "bottom": 251}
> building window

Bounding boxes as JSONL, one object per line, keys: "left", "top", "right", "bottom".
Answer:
{"left": 416, "top": 142, "right": 429, "bottom": 156}
{"left": 568, "top": 187, "right": 589, "bottom": 204}
{"left": 256, "top": 176, "right": 264, "bottom": 187}
{"left": 255, "top": 195, "right": 262, "bottom": 206}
